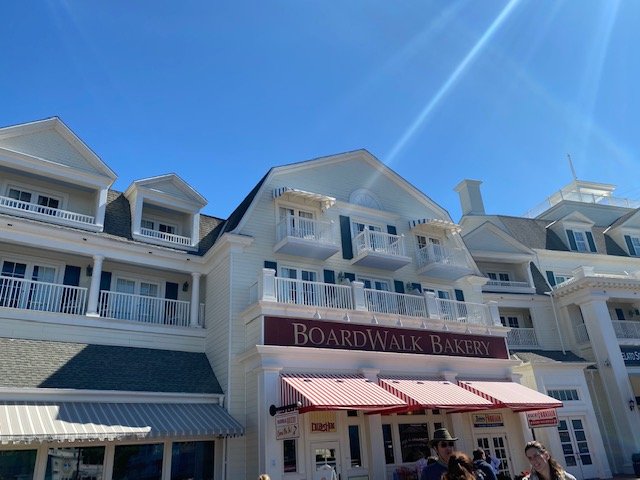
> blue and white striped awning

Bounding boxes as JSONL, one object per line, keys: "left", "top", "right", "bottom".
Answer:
{"left": 409, "top": 218, "right": 461, "bottom": 233}
{"left": 0, "top": 401, "right": 244, "bottom": 444}
{"left": 273, "top": 187, "right": 336, "bottom": 210}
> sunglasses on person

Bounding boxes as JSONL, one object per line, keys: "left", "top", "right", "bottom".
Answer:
{"left": 438, "top": 441, "right": 455, "bottom": 448}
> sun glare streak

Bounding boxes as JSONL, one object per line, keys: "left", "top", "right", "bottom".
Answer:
{"left": 385, "top": 0, "right": 522, "bottom": 164}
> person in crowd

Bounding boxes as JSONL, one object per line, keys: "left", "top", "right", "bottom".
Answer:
{"left": 443, "top": 452, "right": 484, "bottom": 480}
{"left": 473, "top": 449, "right": 497, "bottom": 480}
{"left": 415, "top": 449, "right": 430, "bottom": 477}
{"left": 258, "top": 475, "right": 270, "bottom": 480}
{"left": 420, "top": 428, "right": 457, "bottom": 480}
{"left": 523, "top": 440, "right": 576, "bottom": 480}
{"left": 485, "top": 450, "right": 500, "bottom": 474}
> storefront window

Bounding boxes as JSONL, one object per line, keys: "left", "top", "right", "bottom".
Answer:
{"left": 113, "top": 444, "right": 163, "bottom": 480}
{"left": 45, "top": 446, "right": 105, "bottom": 480}
{"left": 348, "top": 425, "right": 362, "bottom": 467}
{"left": 399, "top": 423, "right": 429, "bottom": 462}
{"left": 283, "top": 439, "right": 297, "bottom": 473}
{"left": 382, "top": 424, "right": 395, "bottom": 464}
{"left": 171, "top": 441, "right": 214, "bottom": 480}
{"left": 0, "top": 450, "right": 37, "bottom": 480}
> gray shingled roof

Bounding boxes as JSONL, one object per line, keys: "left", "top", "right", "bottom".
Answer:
{"left": 0, "top": 338, "right": 222, "bottom": 394}
{"left": 510, "top": 350, "right": 589, "bottom": 363}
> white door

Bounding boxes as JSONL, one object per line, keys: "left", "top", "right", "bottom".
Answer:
{"left": 557, "top": 417, "right": 596, "bottom": 479}
{"left": 476, "top": 434, "right": 513, "bottom": 478}
{"left": 311, "top": 441, "right": 340, "bottom": 480}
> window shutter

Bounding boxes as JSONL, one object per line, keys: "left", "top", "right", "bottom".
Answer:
{"left": 625, "top": 235, "right": 636, "bottom": 256}
{"left": 411, "top": 283, "right": 423, "bottom": 293}
{"left": 387, "top": 225, "right": 397, "bottom": 235}
{"left": 393, "top": 280, "right": 405, "bottom": 294}
{"left": 324, "top": 270, "right": 336, "bottom": 284}
{"left": 62, "top": 265, "right": 81, "bottom": 287}
{"left": 340, "top": 215, "right": 354, "bottom": 259}
{"left": 585, "top": 231, "right": 596, "bottom": 252}
{"left": 99, "top": 271, "right": 112, "bottom": 291}
{"left": 615, "top": 308, "right": 625, "bottom": 320}
{"left": 165, "top": 282, "right": 178, "bottom": 300}
{"left": 546, "top": 270, "right": 556, "bottom": 287}
{"left": 454, "top": 289, "right": 465, "bottom": 301}
{"left": 343, "top": 272, "right": 356, "bottom": 282}
{"left": 566, "top": 230, "right": 577, "bottom": 250}
{"left": 264, "top": 261, "right": 277, "bottom": 274}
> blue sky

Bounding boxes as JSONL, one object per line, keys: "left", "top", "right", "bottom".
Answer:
{"left": 2, "top": 1, "right": 639, "bottom": 220}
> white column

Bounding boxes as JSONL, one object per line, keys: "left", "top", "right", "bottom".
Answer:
{"left": 367, "top": 413, "right": 386, "bottom": 480}
{"left": 190, "top": 213, "right": 200, "bottom": 246}
{"left": 259, "top": 367, "right": 283, "bottom": 479}
{"left": 190, "top": 272, "right": 201, "bottom": 327}
{"left": 95, "top": 188, "right": 109, "bottom": 230}
{"left": 261, "top": 268, "right": 277, "bottom": 301}
{"left": 86, "top": 255, "right": 104, "bottom": 317}
{"left": 579, "top": 293, "right": 640, "bottom": 472}
{"left": 424, "top": 291, "right": 439, "bottom": 319}
{"left": 352, "top": 281, "right": 367, "bottom": 311}
{"left": 487, "top": 301, "right": 500, "bottom": 326}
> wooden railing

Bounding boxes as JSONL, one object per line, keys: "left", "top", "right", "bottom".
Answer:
{"left": 0, "top": 276, "right": 87, "bottom": 315}
{"left": 0, "top": 195, "right": 95, "bottom": 225}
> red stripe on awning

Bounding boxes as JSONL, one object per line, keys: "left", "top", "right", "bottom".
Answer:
{"left": 378, "top": 377, "right": 495, "bottom": 412}
{"left": 281, "top": 374, "right": 407, "bottom": 413}
{"left": 458, "top": 380, "right": 562, "bottom": 412}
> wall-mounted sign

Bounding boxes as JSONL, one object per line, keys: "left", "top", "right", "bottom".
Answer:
{"left": 264, "top": 316, "right": 509, "bottom": 359}
{"left": 309, "top": 411, "right": 337, "bottom": 433}
{"left": 526, "top": 409, "right": 559, "bottom": 428}
{"left": 472, "top": 413, "right": 504, "bottom": 428}
{"left": 621, "top": 346, "right": 640, "bottom": 366}
{"left": 275, "top": 411, "right": 299, "bottom": 440}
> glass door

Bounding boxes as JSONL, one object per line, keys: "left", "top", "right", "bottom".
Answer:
{"left": 476, "top": 434, "right": 513, "bottom": 478}
{"left": 311, "top": 441, "right": 340, "bottom": 480}
{"left": 557, "top": 417, "right": 595, "bottom": 479}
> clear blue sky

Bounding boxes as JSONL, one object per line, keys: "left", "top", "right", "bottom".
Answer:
{"left": 2, "top": 1, "right": 639, "bottom": 221}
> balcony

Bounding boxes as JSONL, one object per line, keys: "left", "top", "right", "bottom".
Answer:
{"left": 0, "top": 195, "right": 96, "bottom": 228}
{"left": 506, "top": 327, "right": 539, "bottom": 348}
{"left": 0, "top": 276, "right": 87, "bottom": 315}
{"left": 351, "top": 230, "right": 411, "bottom": 270}
{"left": 274, "top": 216, "right": 339, "bottom": 260}
{"left": 98, "top": 291, "right": 203, "bottom": 327}
{"left": 612, "top": 320, "right": 640, "bottom": 341}
{"left": 483, "top": 279, "right": 535, "bottom": 294}
{"left": 416, "top": 244, "right": 472, "bottom": 280}
{"left": 140, "top": 227, "right": 192, "bottom": 246}
{"left": 253, "top": 270, "right": 500, "bottom": 329}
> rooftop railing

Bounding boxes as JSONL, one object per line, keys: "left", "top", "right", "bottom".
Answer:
{"left": 524, "top": 190, "right": 640, "bottom": 218}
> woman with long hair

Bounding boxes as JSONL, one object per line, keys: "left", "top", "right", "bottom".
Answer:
{"left": 443, "top": 452, "right": 481, "bottom": 480}
{"left": 524, "top": 441, "right": 576, "bottom": 480}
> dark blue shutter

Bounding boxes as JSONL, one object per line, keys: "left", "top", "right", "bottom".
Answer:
{"left": 62, "top": 265, "right": 81, "bottom": 286}
{"left": 343, "top": 272, "right": 356, "bottom": 282}
{"left": 585, "top": 231, "right": 596, "bottom": 252}
{"left": 546, "top": 271, "right": 556, "bottom": 287}
{"left": 625, "top": 235, "right": 636, "bottom": 256}
{"left": 324, "top": 270, "right": 336, "bottom": 284}
{"left": 454, "top": 289, "right": 465, "bottom": 301}
{"left": 411, "top": 283, "right": 423, "bottom": 293}
{"left": 387, "top": 225, "right": 397, "bottom": 235}
{"left": 264, "top": 261, "right": 277, "bottom": 274}
{"left": 566, "top": 230, "right": 577, "bottom": 250}
{"left": 340, "top": 215, "right": 353, "bottom": 259}
{"left": 99, "top": 271, "right": 112, "bottom": 291}
{"left": 393, "top": 280, "right": 405, "bottom": 293}
{"left": 165, "top": 282, "right": 178, "bottom": 300}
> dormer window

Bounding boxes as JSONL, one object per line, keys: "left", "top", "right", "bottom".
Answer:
{"left": 624, "top": 235, "right": 640, "bottom": 256}
{"left": 141, "top": 219, "right": 177, "bottom": 235}
{"left": 8, "top": 187, "right": 61, "bottom": 213}
{"left": 566, "top": 229, "right": 596, "bottom": 253}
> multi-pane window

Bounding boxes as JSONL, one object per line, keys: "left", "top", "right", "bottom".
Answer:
{"left": 547, "top": 389, "right": 579, "bottom": 401}
{"left": 279, "top": 207, "right": 314, "bottom": 238}
{"left": 8, "top": 188, "right": 32, "bottom": 203}
{"left": 631, "top": 237, "right": 640, "bottom": 256}
{"left": 45, "top": 446, "right": 105, "bottom": 480}
{"left": 553, "top": 273, "right": 573, "bottom": 285}
{"left": 348, "top": 425, "right": 363, "bottom": 467}
{"left": 500, "top": 316, "right": 519, "bottom": 328}
{"left": 398, "top": 423, "right": 429, "bottom": 463}
{"left": 566, "top": 229, "right": 596, "bottom": 253}
{"left": 283, "top": 439, "right": 297, "bottom": 473}
{"left": 487, "top": 272, "right": 510, "bottom": 282}
{"left": 37, "top": 195, "right": 59, "bottom": 209}
{"left": 142, "top": 219, "right": 176, "bottom": 235}
{"left": 280, "top": 267, "right": 318, "bottom": 305}
{"left": 8, "top": 188, "right": 60, "bottom": 212}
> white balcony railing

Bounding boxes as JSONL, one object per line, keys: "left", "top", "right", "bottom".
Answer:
{"left": 0, "top": 195, "right": 95, "bottom": 225}
{"left": 612, "top": 320, "right": 640, "bottom": 340}
{"left": 353, "top": 230, "right": 405, "bottom": 257}
{"left": 140, "top": 227, "right": 192, "bottom": 246}
{"left": 485, "top": 279, "right": 531, "bottom": 289}
{"left": 275, "top": 278, "right": 354, "bottom": 310}
{"left": 276, "top": 216, "right": 336, "bottom": 244}
{"left": 506, "top": 327, "right": 539, "bottom": 347}
{"left": 0, "top": 276, "right": 87, "bottom": 315}
{"left": 365, "top": 289, "right": 428, "bottom": 317}
{"left": 574, "top": 323, "right": 590, "bottom": 344}
{"left": 98, "top": 291, "right": 196, "bottom": 327}
{"left": 416, "top": 244, "right": 467, "bottom": 269}
{"left": 431, "top": 297, "right": 491, "bottom": 324}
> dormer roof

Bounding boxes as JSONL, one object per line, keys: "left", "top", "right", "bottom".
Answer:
{"left": 124, "top": 173, "right": 207, "bottom": 211}
{"left": 463, "top": 221, "right": 535, "bottom": 262}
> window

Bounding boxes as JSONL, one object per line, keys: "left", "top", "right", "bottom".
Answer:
{"left": 553, "top": 273, "right": 573, "bottom": 285}
{"left": 547, "top": 389, "right": 579, "bottom": 401}
{"left": 500, "top": 316, "right": 519, "bottom": 328}
{"left": 631, "top": 237, "right": 640, "bottom": 256}
{"left": 8, "top": 188, "right": 32, "bottom": 203}
{"left": 280, "top": 267, "right": 318, "bottom": 305}
{"left": 8, "top": 187, "right": 61, "bottom": 214}
{"left": 382, "top": 424, "right": 395, "bottom": 464}
{"left": 171, "top": 441, "right": 214, "bottom": 480}
{"left": 348, "top": 425, "right": 363, "bottom": 467}
{"left": 0, "top": 450, "right": 37, "bottom": 480}
{"left": 566, "top": 229, "right": 596, "bottom": 253}
{"left": 279, "top": 207, "right": 314, "bottom": 238}
{"left": 45, "top": 446, "right": 105, "bottom": 480}
{"left": 37, "top": 195, "right": 60, "bottom": 210}
{"left": 113, "top": 444, "right": 163, "bottom": 480}
{"left": 142, "top": 219, "right": 177, "bottom": 235}
{"left": 283, "top": 439, "right": 297, "bottom": 473}
{"left": 487, "top": 272, "right": 510, "bottom": 282}
{"left": 399, "top": 423, "right": 429, "bottom": 462}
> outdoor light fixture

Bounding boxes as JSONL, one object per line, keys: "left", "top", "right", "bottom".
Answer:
{"left": 86, "top": 265, "right": 93, "bottom": 277}
{"left": 630, "top": 399, "right": 636, "bottom": 411}
{"left": 182, "top": 281, "right": 189, "bottom": 292}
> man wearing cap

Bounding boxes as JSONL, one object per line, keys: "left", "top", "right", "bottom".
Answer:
{"left": 420, "top": 428, "right": 457, "bottom": 480}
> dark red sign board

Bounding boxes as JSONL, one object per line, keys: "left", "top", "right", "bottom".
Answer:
{"left": 264, "top": 316, "right": 509, "bottom": 359}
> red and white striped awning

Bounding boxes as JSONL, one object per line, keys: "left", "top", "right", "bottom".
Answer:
{"left": 281, "top": 374, "right": 406, "bottom": 413}
{"left": 458, "top": 380, "right": 562, "bottom": 412}
{"left": 378, "top": 377, "right": 494, "bottom": 412}
{"left": 273, "top": 187, "right": 336, "bottom": 210}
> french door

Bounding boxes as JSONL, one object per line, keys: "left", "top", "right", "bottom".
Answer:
{"left": 557, "top": 417, "right": 596, "bottom": 479}
{"left": 476, "top": 434, "right": 512, "bottom": 478}
{"left": 311, "top": 441, "right": 340, "bottom": 480}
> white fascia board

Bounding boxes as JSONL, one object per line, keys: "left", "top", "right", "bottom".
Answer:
{"left": 131, "top": 174, "right": 207, "bottom": 207}
{"left": 138, "top": 187, "right": 204, "bottom": 212}
{"left": 471, "top": 250, "right": 534, "bottom": 263}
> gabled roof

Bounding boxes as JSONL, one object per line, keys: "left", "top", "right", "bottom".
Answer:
{"left": 463, "top": 221, "right": 535, "bottom": 258}
{"left": 607, "top": 207, "right": 640, "bottom": 230}
{"left": 0, "top": 117, "right": 116, "bottom": 182}
{"left": 124, "top": 173, "right": 207, "bottom": 208}
{"left": 554, "top": 211, "right": 594, "bottom": 226}
{"left": 0, "top": 337, "right": 222, "bottom": 394}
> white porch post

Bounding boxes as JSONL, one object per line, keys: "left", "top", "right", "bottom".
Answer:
{"left": 86, "top": 255, "right": 104, "bottom": 317}
{"left": 487, "top": 301, "right": 500, "bottom": 326}
{"left": 352, "top": 281, "right": 367, "bottom": 311}
{"left": 189, "top": 272, "right": 201, "bottom": 327}
{"left": 95, "top": 188, "right": 108, "bottom": 230}
{"left": 367, "top": 413, "right": 386, "bottom": 480}
{"left": 261, "top": 268, "right": 277, "bottom": 302}
{"left": 424, "top": 291, "right": 439, "bottom": 319}
{"left": 259, "top": 367, "right": 283, "bottom": 479}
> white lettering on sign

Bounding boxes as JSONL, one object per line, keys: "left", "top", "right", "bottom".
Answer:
{"left": 275, "top": 411, "right": 300, "bottom": 440}
{"left": 526, "top": 409, "right": 559, "bottom": 428}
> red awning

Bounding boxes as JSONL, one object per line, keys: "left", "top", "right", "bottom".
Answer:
{"left": 458, "top": 380, "right": 562, "bottom": 412}
{"left": 378, "top": 377, "right": 495, "bottom": 412}
{"left": 281, "top": 374, "right": 407, "bottom": 413}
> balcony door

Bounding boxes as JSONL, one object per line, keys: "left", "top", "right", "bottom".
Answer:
{"left": 1, "top": 261, "right": 56, "bottom": 310}
{"left": 280, "top": 207, "right": 314, "bottom": 239}
{"left": 280, "top": 267, "right": 318, "bottom": 305}
{"left": 113, "top": 278, "right": 160, "bottom": 322}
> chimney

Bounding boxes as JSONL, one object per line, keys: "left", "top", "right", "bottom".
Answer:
{"left": 454, "top": 179, "right": 485, "bottom": 216}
